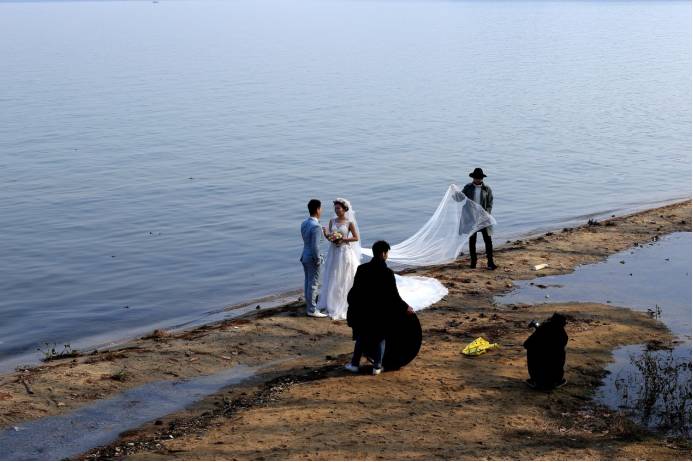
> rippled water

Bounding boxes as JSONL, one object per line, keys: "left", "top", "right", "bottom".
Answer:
{"left": 0, "top": 0, "right": 690, "bottom": 367}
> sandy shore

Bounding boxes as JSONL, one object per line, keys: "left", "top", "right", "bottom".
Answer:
{"left": 0, "top": 200, "right": 690, "bottom": 460}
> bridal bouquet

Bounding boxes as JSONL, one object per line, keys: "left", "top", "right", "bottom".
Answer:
{"left": 327, "top": 231, "right": 344, "bottom": 243}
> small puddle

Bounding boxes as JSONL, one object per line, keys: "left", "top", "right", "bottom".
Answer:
{"left": 0, "top": 365, "right": 256, "bottom": 460}
{"left": 497, "top": 232, "right": 691, "bottom": 435}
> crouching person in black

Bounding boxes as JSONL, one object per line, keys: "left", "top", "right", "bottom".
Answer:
{"left": 345, "top": 240, "right": 414, "bottom": 376}
{"left": 523, "top": 313, "right": 568, "bottom": 390}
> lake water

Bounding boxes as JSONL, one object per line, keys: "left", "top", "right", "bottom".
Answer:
{"left": 0, "top": 0, "right": 690, "bottom": 368}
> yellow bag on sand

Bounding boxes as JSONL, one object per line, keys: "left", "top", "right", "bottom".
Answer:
{"left": 462, "top": 337, "right": 499, "bottom": 356}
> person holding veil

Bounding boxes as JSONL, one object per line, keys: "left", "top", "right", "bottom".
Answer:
{"left": 316, "top": 198, "right": 362, "bottom": 320}
{"left": 455, "top": 167, "right": 496, "bottom": 270}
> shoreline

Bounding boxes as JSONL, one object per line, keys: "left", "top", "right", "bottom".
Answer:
{"left": 1, "top": 195, "right": 689, "bottom": 374}
{"left": 0, "top": 199, "right": 690, "bottom": 460}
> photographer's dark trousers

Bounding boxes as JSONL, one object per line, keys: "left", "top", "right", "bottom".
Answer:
{"left": 351, "top": 336, "right": 386, "bottom": 370}
{"left": 469, "top": 227, "right": 494, "bottom": 266}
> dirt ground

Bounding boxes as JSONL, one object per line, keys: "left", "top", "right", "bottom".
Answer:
{"left": 0, "top": 200, "right": 690, "bottom": 460}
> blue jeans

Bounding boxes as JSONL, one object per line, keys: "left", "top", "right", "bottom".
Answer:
{"left": 302, "top": 260, "right": 321, "bottom": 313}
{"left": 351, "top": 336, "right": 386, "bottom": 369}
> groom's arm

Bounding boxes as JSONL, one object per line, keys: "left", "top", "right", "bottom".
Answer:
{"left": 310, "top": 225, "right": 321, "bottom": 264}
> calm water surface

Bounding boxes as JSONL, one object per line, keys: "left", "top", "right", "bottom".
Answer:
{"left": 0, "top": 0, "right": 690, "bottom": 367}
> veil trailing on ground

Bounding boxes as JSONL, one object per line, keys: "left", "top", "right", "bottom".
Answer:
{"left": 362, "top": 184, "right": 497, "bottom": 266}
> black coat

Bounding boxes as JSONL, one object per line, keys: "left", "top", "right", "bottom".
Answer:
{"left": 347, "top": 258, "right": 409, "bottom": 340}
{"left": 523, "top": 314, "right": 568, "bottom": 389}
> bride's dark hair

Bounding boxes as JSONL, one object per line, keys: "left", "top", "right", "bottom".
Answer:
{"left": 333, "top": 200, "right": 349, "bottom": 211}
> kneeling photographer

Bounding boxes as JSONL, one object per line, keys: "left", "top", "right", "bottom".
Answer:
{"left": 523, "top": 313, "right": 568, "bottom": 390}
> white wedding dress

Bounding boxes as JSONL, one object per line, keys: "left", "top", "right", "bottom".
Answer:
{"left": 317, "top": 219, "right": 361, "bottom": 320}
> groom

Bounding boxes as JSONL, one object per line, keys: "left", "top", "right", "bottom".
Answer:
{"left": 300, "top": 199, "right": 328, "bottom": 318}
{"left": 345, "top": 240, "right": 414, "bottom": 375}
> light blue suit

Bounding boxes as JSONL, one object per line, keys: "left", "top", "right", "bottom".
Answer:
{"left": 300, "top": 217, "right": 323, "bottom": 313}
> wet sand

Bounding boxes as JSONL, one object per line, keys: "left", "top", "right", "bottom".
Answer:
{"left": 0, "top": 200, "right": 690, "bottom": 460}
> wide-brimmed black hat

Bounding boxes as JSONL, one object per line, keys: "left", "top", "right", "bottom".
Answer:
{"left": 469, "top": 168, "right": 487, "bottom": 179}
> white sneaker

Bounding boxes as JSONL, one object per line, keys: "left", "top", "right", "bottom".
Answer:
{"left": 372, "top": 367, "right": 383, "bottom": 376}
{"left": 307, "top": 310, "right": 328, "bottom": 318}
{"left": 344, "top": 363, "right": 360, "bottom": 373}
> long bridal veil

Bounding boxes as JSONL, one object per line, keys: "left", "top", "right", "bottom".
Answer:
{"left": 362, "top": 184, "right": 496, "bottom": 266}
{"left": 362, "top": 184, "right": 497, "bottom": 312}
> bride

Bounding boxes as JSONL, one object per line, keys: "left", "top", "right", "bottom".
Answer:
{"left": 316, "top": 198, "right": 361, "bottom": 320}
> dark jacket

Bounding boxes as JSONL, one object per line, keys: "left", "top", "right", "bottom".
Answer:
{"left": 347, "top": 258, "right": 409, "bottom": 340}
{"left": 462, "top": 182, "right": 493, "bottom": 214}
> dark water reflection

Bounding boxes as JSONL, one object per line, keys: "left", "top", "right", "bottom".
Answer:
{"left": 497, "top": 233, "right": 692, "bottom": 436}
